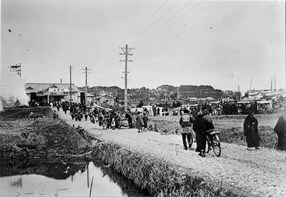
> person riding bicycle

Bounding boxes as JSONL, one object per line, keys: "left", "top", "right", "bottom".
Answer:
{"left": 179, "top": 108, "right": 195, "bottom": 150}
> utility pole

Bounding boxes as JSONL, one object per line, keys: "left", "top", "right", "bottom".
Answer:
{"left": 274, "top": 75, "right": 276, "bottom": 91}
{"left": 69, "top": 65, "right": 72, "bottom": 103}
{"left": 10, "top": 63, "right": 21, "bottom": 77}
{"left": 82, "top": 67, "right": 91, "bottom": 105}
{"left": 120, "top": 44, "right": 134, "bottom": 111}
{"left": 249, "top": 78, "right": 253, "bottom": 91}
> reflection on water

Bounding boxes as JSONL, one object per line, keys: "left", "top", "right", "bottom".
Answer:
{"left": 10, "top": 176, "right": 22, "bottom": 188}
{"left": 0, "top": 160, "right": 149, "bottom": 197}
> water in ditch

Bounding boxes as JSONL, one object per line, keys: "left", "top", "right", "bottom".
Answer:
{"left": 0, "top": 160, "right": 149, "bottom": 197}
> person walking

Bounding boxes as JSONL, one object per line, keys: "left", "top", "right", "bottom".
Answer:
{"left": 125, "top": 110, "right": 133, "bottom": 128}
{"left": 179, "top": 109, "right": 195, "bottom": 150}
{"left": 274, "top": 114, "right": 286, "bottom": 150}
{"left": 136, "top": 111, "right": 144, "bottom": 133}
{"left": 243, "top": 111, "right": 260, "bottom": 150}
{"left": 142, "top": 112, "right": 148, "bottom": 132}
{"left": 193, "top": 111, "right": 213, "bottom": 157}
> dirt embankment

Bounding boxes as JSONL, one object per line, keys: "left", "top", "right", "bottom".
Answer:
{"left": 0, "top": 107, "right": 93, "bottom": 164}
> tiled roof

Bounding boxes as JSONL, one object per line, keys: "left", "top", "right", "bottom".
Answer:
{"left": 25, "top": 83, "right": 78, "bottom": 93}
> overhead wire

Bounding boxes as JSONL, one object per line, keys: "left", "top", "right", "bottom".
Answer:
{"left": 124, "top": 0, "right": 170, "bottom": 45}
{"left": 153, "top": 1, "right": 214, "bottom": 44}
{"left": 130, "top": 0, "right": 181, "bottom": 46}
{"left": 135, "top": 1, "right": 215, "bottom": 48}
{"left": 147, "top": 1, "right": 202, "bottom": 42}
{"left": 161, "top": 1, "right": 219, "bottom": 44}
{"left": 132, "top": 1, "right": 205, "bottom": 47}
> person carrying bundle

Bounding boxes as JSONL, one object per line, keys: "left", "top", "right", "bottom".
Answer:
{"left": 179, "top": 109, "right": 195, "bottom": 150}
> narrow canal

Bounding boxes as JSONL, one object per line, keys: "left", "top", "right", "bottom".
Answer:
{"left": 0, "top": 159, "right": 149, "bottom": 197}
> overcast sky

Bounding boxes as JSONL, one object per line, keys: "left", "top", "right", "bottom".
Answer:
{"left": 1, "top": 0, "right": 285, "bottom": 93}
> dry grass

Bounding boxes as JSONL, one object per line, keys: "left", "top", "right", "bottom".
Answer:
{"left": 92, "top": 141, "right": 244, "bottom": 197}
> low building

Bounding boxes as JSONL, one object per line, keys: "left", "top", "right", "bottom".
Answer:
{"left": 77, "top": 92, "right": 95, "bottom": 104}
{"left": 25, "top": 83, "right": 79, "bottom": 104}
{"left": 95, "top": 94, "right": 115, "bottom": 106}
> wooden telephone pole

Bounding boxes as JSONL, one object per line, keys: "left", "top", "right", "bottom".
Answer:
{"left": 82, "top": 67, "right": 91, "bottom": 105}
{"left": 69, "top": 65, "right": 72, "bottom": 103}
{"left": 120, "top": 44, "right": 134, "bottom": 111}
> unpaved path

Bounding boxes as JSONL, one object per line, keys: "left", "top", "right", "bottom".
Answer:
{"left": 57, "top": 109, "right": 286, "bottom": 197}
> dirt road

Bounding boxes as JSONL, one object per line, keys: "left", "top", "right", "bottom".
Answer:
{"left": 58, "top": 110, "right": 286, "bottom": 197}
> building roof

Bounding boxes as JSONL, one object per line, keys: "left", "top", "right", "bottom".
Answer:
{"left": 95, "top": 94, "right": 115, "bottom": 100}
{"left": 77, "top": 92, "right": 95, "bottom": 97}
{"left": 25, "top": 83, "right": 78, "bottom": 93}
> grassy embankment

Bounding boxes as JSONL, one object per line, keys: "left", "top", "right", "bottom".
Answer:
{"left": 92, "top": 140, "right": 246, "bottom": 197}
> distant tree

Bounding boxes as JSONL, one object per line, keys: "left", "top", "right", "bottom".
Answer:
{"left": 170, "top": 92, "right": 178, "bottom": 100}
{"left": 137, "top": 101, "right": 144, "bottom": 108}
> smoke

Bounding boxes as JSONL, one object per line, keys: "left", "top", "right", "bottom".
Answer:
{"left": 0, "top": 66, "right": 29, "bottom": 110}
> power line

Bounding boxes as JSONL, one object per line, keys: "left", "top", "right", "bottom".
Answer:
{"left": 152, "top": 2, "right": 211, "bottom": 44}
{"left": 124, "top": 0, "right": 169, "bottom": 44}
{"left": 147, "top": 1, "right": 201, "bottom": 41}
{"left": 145, "top": 1, "right": 215, "bottom": 46}
{"left": 129, "top": 0, "right": 181, "bottom": 46}
{"left": 132, "top": 1, "right": 210, "bottom": 47}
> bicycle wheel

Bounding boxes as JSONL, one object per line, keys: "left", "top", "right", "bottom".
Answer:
{"left": 212, "top": 136, "right": 221, "bottom": 157}
{"left": 205, "top": 137, "right": 211, "bottom": 153}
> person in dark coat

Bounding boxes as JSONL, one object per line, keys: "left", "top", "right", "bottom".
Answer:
{"left": 136, "top": 111, "right": 144, "bottom": 133}
{"left": 193, "top": 111, "right": 212, "bottom": 157}
{"left": 243, "top": 111, "right": 260, "bottom": 150}
{"left": 157, "top": 108, "right": 160, "bottom": 116}
{"left": 142, "top": 112, "right": 148, "bottom": 132}
{"left": 105, "top": 112, "right": 111, "bottom": 129}
{"left": 179, "top": 109, "right": 195, "bottom": 150}
{"left": 274, "top": 115, "right": 286, "bottom": 150}
{"left": 125, "top": 110, "right": 133, "bottom": 128}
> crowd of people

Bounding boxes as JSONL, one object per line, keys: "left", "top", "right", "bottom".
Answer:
{"left": 52, "top": 101, "right": 150, "bottom": 132}
{"left": 51, "top": 100, "right": 286, "bottom": 155}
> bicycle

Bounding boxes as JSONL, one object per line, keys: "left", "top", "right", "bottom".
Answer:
{"left": 205, "top": 129, "right": 221, "bottom": 157}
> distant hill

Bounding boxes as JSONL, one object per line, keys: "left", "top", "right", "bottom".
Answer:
{"left": 179, "top": 85, "right": 222, "bottom": 99}
{"left": 78, "top": 84, "right": 224, "bottom": 101}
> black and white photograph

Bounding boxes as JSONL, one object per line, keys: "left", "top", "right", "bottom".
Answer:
{"left": 0, "top": 0, "right": 285, "bottom": 196}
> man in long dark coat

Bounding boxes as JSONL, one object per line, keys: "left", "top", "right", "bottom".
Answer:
{"left": 274, "top": 115, "right": 286, "bottom": 150}
{"left": 243, "top": 111, "right": 260, "bottom": 150}
{"left": 136, "top": 111, "right": 144, "bottom": 133}
{"left": 193, "top": 111, "right": 214, "bottom": 157}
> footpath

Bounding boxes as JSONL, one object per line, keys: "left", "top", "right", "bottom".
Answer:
{"left": 57, "top": 110, "right": 286, "bottom": 197}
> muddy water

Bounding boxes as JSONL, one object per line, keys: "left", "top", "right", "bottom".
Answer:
{"left": 0, "top": 160, "right": 149, "bottom": 197}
